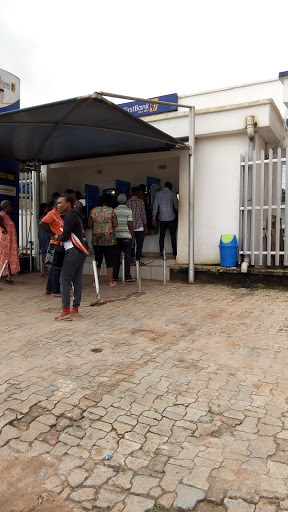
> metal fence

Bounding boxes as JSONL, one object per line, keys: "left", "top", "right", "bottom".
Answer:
{"left": 239, "top": 147, "right": 288, "bottom": 267}
{"left": 19, "top": 169, "right": 40, "bottom": 271}
{"left": 19, "top": 170, "right": 33, "bottom": 254}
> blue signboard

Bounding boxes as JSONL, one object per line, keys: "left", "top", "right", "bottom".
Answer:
{"left": 0, "top": 159, "right": 19, "bottom": 232}
{"left": 119, "top": 93, "right": 178, "bottom": 117}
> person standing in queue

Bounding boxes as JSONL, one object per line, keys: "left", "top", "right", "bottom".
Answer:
{"left": 126, "top": 187, "right": 147, "bottom": 265}
{"left": 53, "top": 193, "right": 88, "bottom": 321}
{"left": 0, "top": 200, "right": 20, "bottom": 284}
{"left": 38, "top": 202, "right": 52, "bottom": 276}
{"left": 113, "top": 194, "right": 136, "bottom": 283}
{"left": 39, "top": 193, "right": 63, "bottom": 297}
{"left": 64, "top": 189, "right": 83, "bottom": 214}
{"left": 88, "top": 195, "right": 118, "bottom": 287}
{"left": 152, "top": 182, "right": 178, "bottom": 258}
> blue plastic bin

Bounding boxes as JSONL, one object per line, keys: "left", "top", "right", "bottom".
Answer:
{"left": 219, "top": 235, "right": 238, "bottom": 267}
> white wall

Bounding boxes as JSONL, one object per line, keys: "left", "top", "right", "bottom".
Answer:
{"left": 46, "top": 154, "right": 179, "bottom": 200}
{"left": 179, "top": 79, "right": 285, "bottom": 117}
{"left": 194, "top": 133, "right": 248, "bottom": 264}
{"left": 176, "top": 133, "right": 249, "bottom": 265}
{"left": 177, "top": 135, "right": 248, "bottom": 264}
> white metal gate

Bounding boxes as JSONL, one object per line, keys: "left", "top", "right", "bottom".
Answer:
{"left": 19, "top": 169, "right": 39, "bottom": 270}
{"left": 239, "top": 147, "right": 288, "bottom": 267}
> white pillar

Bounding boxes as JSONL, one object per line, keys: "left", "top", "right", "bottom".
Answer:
{"left": 40, "top": 165, "right": 48, "bottom": 203}
{"left": 32, "top": 168, "right": 40, "bottom": 270}
{"left": 177, "top": 150, "right": 189, "bottom": 264}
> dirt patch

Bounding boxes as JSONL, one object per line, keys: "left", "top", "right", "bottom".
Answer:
{"left": 0, "top": 450, "right": 73, "bottom": 512}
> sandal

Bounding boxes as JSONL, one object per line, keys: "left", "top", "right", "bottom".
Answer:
{"left": 54, "top": 314, "right": 72, "bottom": 321}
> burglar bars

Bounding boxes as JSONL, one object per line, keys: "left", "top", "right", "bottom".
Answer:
{"left": 239, "top": 147, "right": 288, "bottom": 267}
{"left": 19, "top": 170, "right": 34, "bottom": 256}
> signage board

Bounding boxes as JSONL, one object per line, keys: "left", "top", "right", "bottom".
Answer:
{"left": 0, "top": 161, "right": 19, "bottom": 230}
{"left": 119, "top": 93, "right": 178, "bottom": 117}
{"left": 0, "top": 69, "right": 20, "bottom": 235}
{"left": 0, "top": 68, "right": 20, "bottom": 112}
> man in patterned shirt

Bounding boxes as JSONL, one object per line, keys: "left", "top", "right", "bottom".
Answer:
{"left": 126, "top": 187, "right": 147, "bottom": 264}
{"left": 88, "top": 195, "right": 118, "bottom": 286}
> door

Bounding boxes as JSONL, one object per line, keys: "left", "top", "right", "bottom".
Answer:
{"left": 147, "top": 176, "right": 161, "bottom": 206}
{"left": 115, "top": 180, "right": 130, "bottom": 198}
{"left": 85, "top": 184, "right": 99, "bottom": 220}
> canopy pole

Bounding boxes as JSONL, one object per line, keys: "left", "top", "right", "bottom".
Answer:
{"left": 97, "top": 91, "right": 193, "bottom": 109}
{"left": 188, "top": 107, "right": 195, "bottom": 284}
{"left": 32, "top": 164, "right": 40, "bottom": 271}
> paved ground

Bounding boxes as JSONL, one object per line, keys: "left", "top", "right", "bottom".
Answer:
{"left": 1, "top": 273, "right": 288, "bottom": 512}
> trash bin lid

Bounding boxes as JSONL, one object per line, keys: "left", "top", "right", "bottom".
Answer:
{"left": 219, "top": 234, "right": 238, "bottom": 246}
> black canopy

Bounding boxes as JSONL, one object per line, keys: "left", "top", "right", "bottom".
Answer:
{"left": 0, "top": 93, "right": 185, "bottom": 164}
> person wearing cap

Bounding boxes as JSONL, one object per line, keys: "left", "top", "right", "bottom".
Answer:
{"left": 113, "top": 194, "right": 136, "bottom": 282}
{"left": 0, "top": 200, "right": 20, "bottom": 284}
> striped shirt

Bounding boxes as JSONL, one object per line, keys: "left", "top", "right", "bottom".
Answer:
{"left": 126, "top": 195, "right": 147, "bottom": 230}
{"left": 114, "top": 205, "right": 133, "bottom": 239}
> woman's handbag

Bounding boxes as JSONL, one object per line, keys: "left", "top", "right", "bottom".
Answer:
{"left": 45, "top": 242, "right": 56, "bottom": 266}
{"left": 52, "top": 244, "right": 65, "bottom": 269}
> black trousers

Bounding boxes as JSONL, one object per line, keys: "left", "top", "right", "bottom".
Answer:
{"left": 159, "top": 220, "right": 177, "bottom": 256}
{"left": 60, "top": 247, "right": 86, "bottom": 309}
{"left": 113, "top": 239, "right": 132, "bottom": 280}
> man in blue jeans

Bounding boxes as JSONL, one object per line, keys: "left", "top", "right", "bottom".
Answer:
{"left": 152, "top": 182, "right": 178, "bottom": 258}
{"left": 126, "top": 187, "right": 147, "bottom": 264}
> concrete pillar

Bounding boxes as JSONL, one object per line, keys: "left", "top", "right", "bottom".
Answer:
{"left": 40, "top": 165, "right": 48, "bottom": 203}
{"left": 279, "top": 71, "right": 288, "bottom": 107}
{"left": 177, "top": 150, "right": 189, "bottom": 264}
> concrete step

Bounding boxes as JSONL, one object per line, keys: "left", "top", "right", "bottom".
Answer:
{"left": 83, "top": 252, "right": 174, "bottom": 281}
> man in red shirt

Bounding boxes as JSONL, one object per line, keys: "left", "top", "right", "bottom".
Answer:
{"left": 39, "top": 194, "right": 64, "bottom": 297}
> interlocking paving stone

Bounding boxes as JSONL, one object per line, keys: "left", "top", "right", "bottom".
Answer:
{"left": 94, "top": 489, "right": 126, "bottom": 508}
{"left": 173, "top": 484, "right": 205, "bottom": 509}
{"left": 59, "top": 433, "right": 81, "bottom": 446}
{"left": 84, "top": 466, "right": 116, "bottom": 486}
{"left": 122, "top": 495, "right": 155, "bottom": 512}
{"left": 224, "top": 498, "right": 256, "bottom": 511}
{"left": 160, "top": 463, "right": 190, "bottom": 492}
{"left": 69, "top": 488, "right": 96, "bottom": 502}
{"left": 0, "top": 425, "right": 21, "bottom": 446}
{"left": 58, "top": 454, "right": 86, "bottom": 475}
{"left": 67, "top": 468, "right": 89, "bottom": 487}
{"left": 130, "top": 475, "right": 159, "bottom": 494}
